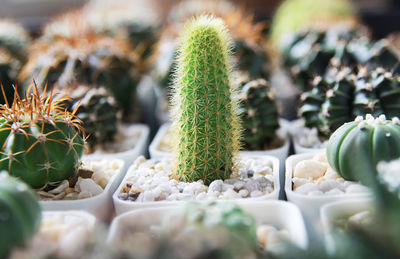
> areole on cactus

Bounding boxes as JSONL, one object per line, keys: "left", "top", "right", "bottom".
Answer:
{"left": 0, "top": 83, "right": 85, "bottom": 189}
{"left": 326, "top": 114, "right": 400, "bottom": 186}
{"left": 171, "top": 15, "right": 241, "bottom": 185}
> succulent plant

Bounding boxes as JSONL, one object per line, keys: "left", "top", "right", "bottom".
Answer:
{"left": 0, "top": 84, "right": 84, "bottom": 189}
{"left": 0, "top": 174, "right": 41, "bottom": 258}
{"left": 236, "top": 74, "right": 280, "bottom": 150}
{"left": 85, "top": 0, "right": 160, "bottom": 63}
{"left": 270, "top": 0, "right": 356, "bottom": 49}
{"left": 19, "top": 33, "right": 141, "bottom": 116}
{"left": 171, "top": 16, "right": 240, "bottom": 184}
{"left": 300, "top": 66, "right": 400, "bottom": 137}
{"left": 0, "top": 20, "right": 31, "bottom": 105}
{"left": 326, "top": 114, "right": 400, "bottom": 185}
{"left": 57, "top": 85, "right": 120, "bottom": 151}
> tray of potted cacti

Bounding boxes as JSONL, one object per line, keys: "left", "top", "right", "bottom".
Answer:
{"left": 113, "top": 16, "right": 281, "bottom": 214}
{"left": 0, "top": 85, "right": 125, "bottom": 218}
{"left": 148, "top": 0, "right": 290, "bottom": 163}
{"left": 107, "top": 201, "right": 308, "bottom": 258}
{"left": 285, "top": 114, "right": 400, "bottom": 227}
{"left": 18, "top": 11, "right": 150, "bottom": 172}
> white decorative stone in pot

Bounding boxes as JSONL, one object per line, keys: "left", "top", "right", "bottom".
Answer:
{"left": 285, "top": 153, "right": 371, "bottom": 232}
{"left": 10, "top": 210, "right": 97, "bottom": 259}
{"left": 107, "top": 201, "right": 308, "bottom": 252}
{"left": 84, "top": 123, "right": 150, "bottom": 176}
{"left": 40, "top": 158, "right": 124, "bottom": 219}
{"left": 288, "top": 119, "right": 326, "bottom": 154}
{"left": 113, "top": 154, "right": 280, "bottom": 215}
{"left": 320, "top": 198, "right": 373, "bottom": 254}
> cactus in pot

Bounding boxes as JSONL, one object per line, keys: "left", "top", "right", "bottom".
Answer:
{"left": 300, "top": 66, "right": 400, "bottom": 138}
{"left": 0, "top": 84, "right": 84, "bottom": 189}
{"left": 236, "top": 75, "right": 280, "bottom": 150}
{"left": 0, "top": 174, "right": 41, "bottom": 258}
{"left": 171, "top": 15, "right": 240, "bottom": 185}
{"left": 326, "top": 114, "right": 400, "bottom": 186}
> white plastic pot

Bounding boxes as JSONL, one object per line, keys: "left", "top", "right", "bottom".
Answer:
{"left": 320, "top": 198, "right": 373, "bottom": 254}
{"left": 285, "top": 154, "right": 371, "bottom": 226}
{"left": 107, "top": 201, "right": 308, "bottom": 250}
{"left": 84, "top": 123, "right": 150, "bottom": 178}
{"left": 293, "top": 139, "right": 325, "bottom": 154}
{"left": 113, "top": 154, "right": 280, "bottom": 215}
{"left": 40, "top": 158, "right": 125, "bottom": 219}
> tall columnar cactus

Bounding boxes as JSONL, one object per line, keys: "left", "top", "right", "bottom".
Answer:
{"left": 327, "top": 114, "right": 400, "bottom": 186}
{"left": 172, "top": 16, "right": 240, "bottom": 184}
{"left": 300, "top": 66, "right": 400, "bottom": 137}
{"left": 0, "top": 84, "right": 84, "bottom": 189}
{"left": 0, "top": 174, "right": 41, "bottom": 258}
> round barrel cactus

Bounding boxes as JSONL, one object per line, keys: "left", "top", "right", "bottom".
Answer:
{"left": 327, "top": 114, "right": 400, "bottom": 185}
{"left": 0, "top": 174, "right": 41, "bottom": 258}
{"left": 0, "top": 84, "right": 84, "bottom": 189}
{"left": 171, "top": 15, "right": 241, "bottom": 184}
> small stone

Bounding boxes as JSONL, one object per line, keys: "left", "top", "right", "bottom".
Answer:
{"left": 294, "top": 183, "right": 318, "bottom": 194}
{"left": 244, "top": 180, "right": 260, "bottom": 193}
{"left": 292, "top": 177, "right": 308, "bottom": 189}
{"left": 78, "top": 178, "right": 103, "bottom": 196}
{"left": 239, "top": 189, "right": 249, "bottom": 197}
{"left": 233, "top": 181, "right": 245, "bottom": 191}
{"left": 325, "top": 188, "right": 344, "bottom": 195}
{"left": 78, "top": 169, "right": 94, "bottom": 179}
{"left": 143, "top": 191, "right": 155, "bottom": 202}
{"left": 318, "top": 179, "right": 340, "bottom": 192}
{"left": 78, "top": 191, "right": 91, "bottom": 199}
{"left": 294, "top": 160, "right": 328, "bottom": 179}
{"left": 247, "top": 169, "right": 254, "bottom": 177}
{"left": 208, "top": 180, "right": 223, "bottom": 192}
{"left": 49, "top": 180, "right": 69, "bottom": 194}
{"left": 118, "top": 193, "right": 129, "bottom": 200}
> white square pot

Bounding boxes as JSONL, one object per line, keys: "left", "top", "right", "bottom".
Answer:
{"left": 320, "top": 198, "right": 373, "bottom": 254}
{"left": 40, "top": 158, "right": 125, "bottom": 219}
{"left": 107, "top": 201, "right": 308, "bottom": 250}
{"left": 112, "top": 154, "right": 280, "bottom": 215}
{"left": 285, "top": 153, "right": 371, "bottom": 231}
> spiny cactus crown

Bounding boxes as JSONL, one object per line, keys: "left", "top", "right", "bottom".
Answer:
{"left": 171, "top": 15, "right": 241, "bottom": 184}
{"left": 0, "top": 83, "right": 85, "bottom": 188}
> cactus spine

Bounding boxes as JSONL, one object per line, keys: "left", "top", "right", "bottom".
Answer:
{"left": 327, "top": 114, "right": 400, "bottom": 186}
{"left": 0, "top": 84, "right": 85, "bottom": 189}
{"left": 172, "top": 16, "right": 240, "bottom": 184}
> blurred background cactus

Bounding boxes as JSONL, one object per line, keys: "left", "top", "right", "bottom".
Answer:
{"left": 171, "top": 15, "right": 240, "bottom": 184}
{"left": 0, "top": 174, "right": 41, "bottom": 259}
{"left": 0, "top": 85, "right": 84, "bottom": 189}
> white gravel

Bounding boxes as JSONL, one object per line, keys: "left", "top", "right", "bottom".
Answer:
{"left": 38, "top": 159, "right": 121, "bottom": 201}
{"left": 292, "top": 153, "right": 369, "bottom": 196}
{"left": 119, "top": 155, "right": 275, "bottom": 202}
{"left": 289, "top": 119, "right": 327, "bottom": 149}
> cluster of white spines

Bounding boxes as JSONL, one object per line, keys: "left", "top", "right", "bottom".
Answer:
{"left": 355, "top": 114, "right": 400, "bottom": 129}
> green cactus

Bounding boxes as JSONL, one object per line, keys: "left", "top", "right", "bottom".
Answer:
{"left": 0, "top": 20, "right": 30, "bottom": 105}
{"left": 58, "top": 85, "right": 120, "bottom": 151}
{"left": 0, "top": 174, "right": 41, "bottom": 258}
{"left": 300, "top": 66, "right": 400, "bottom": 137}
{"left": 171, "top": 16, "right": 240, "bottom": 184}
{"left": 0, "top": 84, "right": 84, "bottom": 189}
{"left": 326, "top": 114, "right": 400, "bottom": 185}
{"left": 180, "top": 202, "right": 258, "bottom": 248}
{"left": 19, "top": 32, "right": 141, "bottom": 117}
{"left": 236, "top": 74, "right": 280, "bottom": 150}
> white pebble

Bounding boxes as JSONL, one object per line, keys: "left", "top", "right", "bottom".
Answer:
{"left": 294, "top": 183, "right": 319, "bottom": 194}
{"left": 250, "top": 190, "right": 263, "bottom": 198}
{"left": 78, "top": 179, "right": 103, "bottom": 196}
{"left": 325, "top": 188, "right": 344, "bottom": 195}
{"left": 293, "top": 160, "right": 328, "bottom": 179}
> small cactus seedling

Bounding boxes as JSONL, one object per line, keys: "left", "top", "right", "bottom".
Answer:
{"left": 0, "top": 174, "right": 41, "bottom": 258}
{"left": 327, "top": 114, "right": 400, "bottom": 186}
{"left": 171, "top": 16, "right": 240, "bottom": 184}
{"left": 0, "top": 83, "right": 85, "bottom": 189}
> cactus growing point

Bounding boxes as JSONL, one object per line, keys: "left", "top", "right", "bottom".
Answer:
{"left": 171, "top": 16, "right": 241, "bottom": 184}
{"left": 0, "top": 83, "right": 85, "bottom": 189}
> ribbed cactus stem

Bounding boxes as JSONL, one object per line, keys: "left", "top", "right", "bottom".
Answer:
{"left": 171, "top": 16, "right": 240, "bottom": 184}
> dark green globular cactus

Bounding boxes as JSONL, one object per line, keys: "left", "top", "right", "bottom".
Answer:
{"left": 0, "top": 174, "right": 41, "bottom": 258}
{"left": 326, "top": 114, "right": 400, "bottom": 186}
{"left": 237, "top": 75, "right": 280, "bottom": 150}
{"left": 19, "top": 33, "right": 141, "bottom": 117}
{"left": 0, "top": 84, "right": 84, "bottom": 189}
{"left": 58, "top": 85, "right": 120, "bottom": 151}
{"left": 171, "top": 16, "right": 240, "bottom": 184}
{"left": 300, "top": 67, "right": 400, "bottom": 137}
